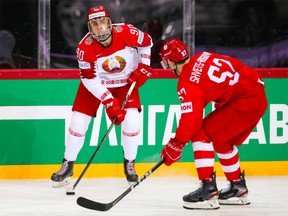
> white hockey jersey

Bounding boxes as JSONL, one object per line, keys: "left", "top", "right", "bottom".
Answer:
{"left": 76, "top": 23, "right": 152, "bottom": 101}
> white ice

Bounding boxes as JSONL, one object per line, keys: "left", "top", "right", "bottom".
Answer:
{"left": 1, "top": 176, "right": 287, "bottom": 216}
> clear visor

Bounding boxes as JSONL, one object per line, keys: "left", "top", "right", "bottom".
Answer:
{"left": 160, "top": 60, "right": 169, "bottom": 69}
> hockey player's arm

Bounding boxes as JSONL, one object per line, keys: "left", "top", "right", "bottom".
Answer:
{"left": 121, "top": 23, "right": 153, "bottom": 65}
{"left": 127, "top": 63, "right": 153, "bottom": 88}
{"left": 124, "top": 23, "right": 153, "bottom": 48}
{"left": 81, "top": 69, "right": 126, "bottom": 125}
{"left": 138, "top": 45, "right": 152, "bottom": 66}
{"left": 161, "top": 138, "right": 185, "bottom": 166}
{"left": 77, "top": 47, "right": 113, "bottom": 102}
{"left": 102, "top": 98, "right": 126, "bottom": 125}
{"left": 81, "top": 77, "right": 112, "bottom": 101}
{"left": 174, "top": 84, "right": 205, "bottom": 144}
{"left": 127, "top": 31, "right": 153, "bottom": 88}
{"left": 121, "top": 23, "right": 153, "bottom": 88}
{"left": 161, "top": 84, "right": 205, "bottom": 166}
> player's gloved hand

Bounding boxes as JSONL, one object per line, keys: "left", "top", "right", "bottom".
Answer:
{"left": 161, "top": 138, "right": 185, "bottom": 166}
{"left": 102, "top": 98, "right": 126, "bottom": 125}
{"left": 127, "top": 63, "right": 153, "bottom": 88}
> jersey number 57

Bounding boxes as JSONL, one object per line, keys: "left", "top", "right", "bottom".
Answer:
{"left": 208, "top": 58, "right": 239, "bottom": 86}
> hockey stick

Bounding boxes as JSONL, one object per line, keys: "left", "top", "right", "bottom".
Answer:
{"left": 76, "top": 158, "right": 165, "bottom": 211}
{"left": 69, "top": 82, "right": 136, "bottom": 193}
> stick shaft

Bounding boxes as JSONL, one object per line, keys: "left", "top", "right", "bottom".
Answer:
{"left": 77, "top": 158, "right": 165, "bottom": 211}
{"left": 112, "top": 158, "right": 165, "bottom": 205}
{"left": 72, "top": 82, "right": 136, "bottom": 190}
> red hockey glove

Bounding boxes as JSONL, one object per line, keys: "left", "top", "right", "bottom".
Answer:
{"left": 161, "top": 138, "right": 185, "bottom": 166}
{"left": 102, "top": 98, "right": 126, "bottom": 125}
{"left": 127, "top": 63, "right": 152, "bottom": 88}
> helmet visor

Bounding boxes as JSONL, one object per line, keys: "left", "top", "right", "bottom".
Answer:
{"left": 160, "top": 59, "right": 169, "bottom": 69}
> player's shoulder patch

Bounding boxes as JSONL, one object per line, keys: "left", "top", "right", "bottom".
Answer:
{"left": 112, "top": 23, "right": 124, "bottom": 33}
{"left": 181, "top": 101, "right": 193, "bottom": 114}
{"left": 78, "top": 61, "right": 90, "bottom": 69}
{"left": 78, "top": 33, "right": 92, "bottom": 46}
{"left": 84, "top": 35, "right": 93, "bottom": 45}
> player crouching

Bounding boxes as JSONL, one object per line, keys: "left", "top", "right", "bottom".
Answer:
{"left": 159, "top": 38, "right": 267, "bottom": 210}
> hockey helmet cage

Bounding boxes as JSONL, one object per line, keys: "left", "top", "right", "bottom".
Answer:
{"left": 160, "top": 38, "right": 189, "bottom": 69}
{"left": 87, "top": 6, "right": 112, "bottom": 42}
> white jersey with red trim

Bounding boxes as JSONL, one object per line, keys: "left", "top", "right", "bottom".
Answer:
{"left": 76, "top": 23, "right": 152, "bottom": 101}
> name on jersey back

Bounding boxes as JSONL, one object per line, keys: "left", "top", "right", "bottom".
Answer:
{"left": 189, "top": 52, "right": 211, "bottom": 83}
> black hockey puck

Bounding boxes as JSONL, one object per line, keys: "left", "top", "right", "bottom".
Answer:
{"left": 66, "top": 191, "right": 75, "bottom": 195}
{"left": 66, "top": 185, "right": 75, "bottom": 195}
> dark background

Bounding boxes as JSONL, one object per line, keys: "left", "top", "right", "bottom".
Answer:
{"left": 0, "top": 0, "right": 287, "bottom": 68}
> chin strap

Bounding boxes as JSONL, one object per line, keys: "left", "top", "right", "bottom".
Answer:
{"left": 173, "top": 64, "right": 180, "bottom": 77}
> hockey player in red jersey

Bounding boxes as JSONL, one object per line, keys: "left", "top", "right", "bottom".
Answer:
{"left": 159, "top": 38, "right": 268, "bottom": 209}
{"left": 51, "top": 6, "right": 153, "bottom": 186}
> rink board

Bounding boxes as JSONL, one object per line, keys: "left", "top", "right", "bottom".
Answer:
{"left": 0, "top": 69, "right": 287, "bottom": 179}
{"left": 0, "top": 161, "right": 288, "bottom": 180}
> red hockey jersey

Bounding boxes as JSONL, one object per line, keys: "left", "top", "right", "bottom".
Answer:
{"left": 175, "top": 51, "right": 264, "bottom": 144}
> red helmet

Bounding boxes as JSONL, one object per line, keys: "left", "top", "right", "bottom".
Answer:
{"left": 87, "top": 6, "right": 109, "bottom": 21}
{"left": 160, "top": 38, "right": 189, "bottom": 66}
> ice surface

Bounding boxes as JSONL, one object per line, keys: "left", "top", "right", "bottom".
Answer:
{"left": 1, "top": 176, "right": 287, "bottom": 216}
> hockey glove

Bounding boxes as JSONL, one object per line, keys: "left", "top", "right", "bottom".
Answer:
{"left": 127, "top": 63, "right": 152, "bottom": 88}
{"left": 102, "top": 98, "right": 126, "bottom": 125}
{"left": 161, "top": 138, "right": 185, "bottom": 166}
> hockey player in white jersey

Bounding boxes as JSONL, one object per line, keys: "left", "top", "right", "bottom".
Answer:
{"left": 51, "top": 5, "right": 153, "bottom": 187}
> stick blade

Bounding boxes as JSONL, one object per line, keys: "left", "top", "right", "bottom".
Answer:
{"left": 77, "top": 197, "right": 112, "bottom": 211}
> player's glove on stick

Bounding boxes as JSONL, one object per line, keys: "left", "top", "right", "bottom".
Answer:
{"left": 161, "top": 138, "right": 185, "bottom": 166}
{"left": 127, "top": 63, "right": 152, "bottom": 88}
{"left": 102, "top": 98, "right": 126, "bottom": 125}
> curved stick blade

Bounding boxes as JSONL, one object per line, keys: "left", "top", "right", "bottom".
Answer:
{"left": 77, "top": 197, "right": 112, "bottom": 211}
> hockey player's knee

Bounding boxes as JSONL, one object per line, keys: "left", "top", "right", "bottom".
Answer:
{"left": 122, "top": 108, "right": 140, "bottom": 133}
{"left": 69, "top": 111, "right": 92, "bottom": 136}
{"left": 215, "top": 145, "right": 237, "bottom": 155}
{"left": 192, "top": 128, "right": 211, "bottom": 143}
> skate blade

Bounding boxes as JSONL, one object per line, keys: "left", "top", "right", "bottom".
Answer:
{"left": 183, "top": 198, "right": 220, "bottom": 210}
{"left": 52, "top": 177, "right": 71, "bottom": 188}
{"left": 218, "top": 195, "right": 250, "bottom": 205}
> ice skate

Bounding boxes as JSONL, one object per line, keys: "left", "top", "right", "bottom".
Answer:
{"left": 51, "top": 159, "right": 74, "bottom": 188}
{"left": 183, "top": 172, "right": 220, "bottom": 210}
{"left": 124, "top": 158, "right": 138, "bottom": 185}
{"left": 218, "top": 170, "right": 250, "bottom": 205}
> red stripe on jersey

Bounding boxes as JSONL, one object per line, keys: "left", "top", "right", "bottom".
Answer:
{"left": 224, "top": 168, "right": 241, "bottom": 181}
{"left": 122, "top": 129, "right": 140, "bottom": 137}
{"left": 69, "top": 128, "right": 85, "bottom": 137}
{"left": 218, "top": 152, "right": 239, "bottom": 166}
{"left": 194, "top": 151, "right": 215, "bottom": 160}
